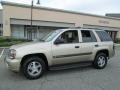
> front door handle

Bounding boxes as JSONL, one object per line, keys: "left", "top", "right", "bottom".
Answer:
{"left": 95, "top": 44, "right": 99, "bottom": 47}
{"left": 75, "top": 46, "right": 79, "bottom": 48}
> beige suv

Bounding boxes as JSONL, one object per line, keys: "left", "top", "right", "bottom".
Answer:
{"left": 5, "top": 28, "right": 115, "bottom": 79}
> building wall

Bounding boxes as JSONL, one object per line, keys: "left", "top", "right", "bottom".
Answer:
{"left": 2, "top": 2, "right": 120, "bottom": 38}
{"left": 117, "top": 31, "right": 120, "bottom": 38}
{"left": 0, "top": 10, "right": 3, "bottom": 24}
{"left": 0, "top": 10, "right": 3, "bottom": 36}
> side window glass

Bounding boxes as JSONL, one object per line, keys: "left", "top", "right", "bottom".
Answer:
{"left": 81, "top": 30, "right": 97, "bottom": 42}
{"left": 96, "top": 31, "right": 112, "bottom": 41}
{"left": 55, "top": 30, "right": 79, "bottom": 44}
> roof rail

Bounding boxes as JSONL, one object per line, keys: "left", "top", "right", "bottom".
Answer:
{"left": 68, "top": 27, "right": 82, "bottom": 29}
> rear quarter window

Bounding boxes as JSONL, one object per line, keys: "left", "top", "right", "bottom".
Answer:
{"left": 96, "top": 31, "right": 112, "bottom": 41}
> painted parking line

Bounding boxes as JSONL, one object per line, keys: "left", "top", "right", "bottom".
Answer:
{"left": 0, "top": 48, "right": 5, "bottom": 59}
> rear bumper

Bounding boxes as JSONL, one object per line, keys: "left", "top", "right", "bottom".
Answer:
{"left": 5, "top": 57, "right": 21, "bottom": 72}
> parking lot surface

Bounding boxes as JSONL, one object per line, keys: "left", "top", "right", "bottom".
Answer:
{"left": 0, "top": 47, "right": 120, "bottom": 90}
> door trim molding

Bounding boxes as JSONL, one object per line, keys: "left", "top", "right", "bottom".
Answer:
{"left": 53, "top": 52, "right": 92, "bottom": 58}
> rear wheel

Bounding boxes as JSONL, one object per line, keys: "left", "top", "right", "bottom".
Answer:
{"left": 22, "top": 56, "right": 46, "bottom": 80}
{"left": 93, "top": 53, "right": 108, "bottom": 69}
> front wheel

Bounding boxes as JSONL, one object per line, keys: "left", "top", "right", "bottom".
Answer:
{"left": 93, "top": 53, "right": 108, "bottom": 69}
{"left": 22, "top": 56, "right": 46, "bottom": 80}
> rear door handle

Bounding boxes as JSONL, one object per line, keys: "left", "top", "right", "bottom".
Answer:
{"left": 75, "top": 46, "right": 80, "bottom": 48}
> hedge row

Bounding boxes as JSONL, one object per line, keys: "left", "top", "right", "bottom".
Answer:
{"left": 114, "top": 38, "right": 120, "bottom": 44}
{"left": 0, "top": 37, "right": 31, "bottom": 47}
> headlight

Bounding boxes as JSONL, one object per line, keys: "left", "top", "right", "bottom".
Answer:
{"left": 8, "top": 49, "right": 16, "bottom": 59}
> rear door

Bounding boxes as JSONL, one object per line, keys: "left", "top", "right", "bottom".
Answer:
{"left": 78, "top": 30, "right": 98, "bottom": 61}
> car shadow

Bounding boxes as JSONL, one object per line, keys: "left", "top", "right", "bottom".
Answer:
{"left": 45, "top": 64, "right": 93, "bottom": 76}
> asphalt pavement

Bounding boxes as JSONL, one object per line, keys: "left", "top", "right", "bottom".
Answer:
{"left": 0, "top": 47, "right": 120, "bottom": 90}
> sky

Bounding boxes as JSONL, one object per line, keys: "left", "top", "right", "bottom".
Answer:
{"left": 1, "top": 0, "right": 120, "bottom": 16}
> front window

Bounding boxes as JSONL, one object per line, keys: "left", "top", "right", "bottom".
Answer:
{"left": 55, "top": 30, "right": 79, "bottom": 44}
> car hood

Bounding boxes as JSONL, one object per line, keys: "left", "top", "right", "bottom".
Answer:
{"left": 10, "top": 42, "right": 50, "bottom": 50}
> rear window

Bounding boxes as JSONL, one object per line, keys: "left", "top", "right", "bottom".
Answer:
{"left": 96, "top": 31, "right": 112, "bottom": 41}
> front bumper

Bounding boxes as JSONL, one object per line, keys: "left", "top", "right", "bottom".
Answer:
{"left": 5, "top": 57, "right": 21, "bottom": 72}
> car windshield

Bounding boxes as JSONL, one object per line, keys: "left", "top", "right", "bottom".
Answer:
{"left": 40, "top": 30, "right": 62, "bottom": 42}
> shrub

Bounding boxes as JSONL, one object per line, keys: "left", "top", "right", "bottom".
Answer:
{"left": 0, "top": 37, "right": 31, "bottom": 47}
{"left": 114, "top": 38, "right": 120, "bottom": 44}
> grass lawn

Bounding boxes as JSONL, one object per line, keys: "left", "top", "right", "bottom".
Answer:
{"left": 0, "top": 37, "right": 31, "bottom": 47}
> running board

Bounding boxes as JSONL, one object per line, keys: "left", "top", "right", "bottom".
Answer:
{"left": 49, "top": 61, "right": 92, "bottom": 70}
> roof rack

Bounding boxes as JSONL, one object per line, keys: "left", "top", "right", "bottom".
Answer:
{"left": 68, "top": 27, "right": 82, "bottom": 29}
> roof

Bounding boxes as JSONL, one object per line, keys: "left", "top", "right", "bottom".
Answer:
{"left": 59, "top": 28, "right": 106, "bottom": 32}
{"left": 106, "top": 13, "right": 120, "bottom": 18}
{"left": 1, "top": 1, "right": 120, "bottom": 21}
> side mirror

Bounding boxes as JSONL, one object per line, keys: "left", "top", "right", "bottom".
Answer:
{"left": 54, "top": 39, "right": 64, "bottom": 45}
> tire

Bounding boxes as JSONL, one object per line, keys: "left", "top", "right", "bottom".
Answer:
{"left": 22, "top": 56, "right": 46, "bottom": 80}
{"left": 93, "top": 53, "right": 108, "bottom": 69}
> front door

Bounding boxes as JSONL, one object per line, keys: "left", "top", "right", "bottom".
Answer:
{"left": 52, "top": 30, "right": 82, "bottom": 65}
